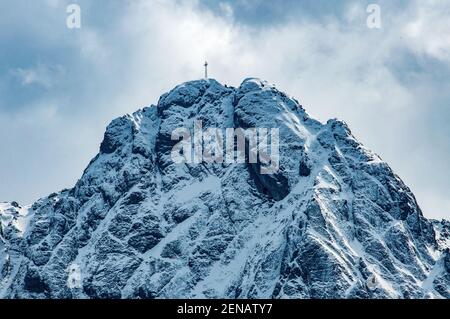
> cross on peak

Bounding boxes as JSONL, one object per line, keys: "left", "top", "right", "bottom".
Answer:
{"left": 204, "top": 61, "right": 208, "bottom": 79}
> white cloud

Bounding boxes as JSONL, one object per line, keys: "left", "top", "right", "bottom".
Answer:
{"left": 78, "top": 30, "right": 110, "bottom": 63}
{"left": 402, "top": 1, "right": 450, "bottom": 63}
{"left": 10, "top": 63, "right": 64, "bottom": 89}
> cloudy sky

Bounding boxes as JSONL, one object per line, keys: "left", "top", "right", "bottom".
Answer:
{"left": 0, "top": 0, "right": 449, "bottom": 220}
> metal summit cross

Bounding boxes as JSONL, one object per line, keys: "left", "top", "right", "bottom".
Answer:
{"left": 204, "top": 61, "right": 208, "bottom": 79}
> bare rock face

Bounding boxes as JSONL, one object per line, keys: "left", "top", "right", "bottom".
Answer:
{"left": 0, "top": 78, "right": 449, "bottom": 299}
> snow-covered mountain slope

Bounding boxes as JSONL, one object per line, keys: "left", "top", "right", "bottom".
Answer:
{"left": 0, "top": 202, "right": 32, "bottom": 296}
{"left": 1, "top": 78, "right": 449, "bottom": 299}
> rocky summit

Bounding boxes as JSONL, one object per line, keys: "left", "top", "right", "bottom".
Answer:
{"left": 1, "top": 78, "right": 449, "bottom": 298}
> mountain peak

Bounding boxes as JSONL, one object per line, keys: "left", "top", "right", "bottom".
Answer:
{"left": 1, "top": 79, "right": 449, "bottom": 299}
